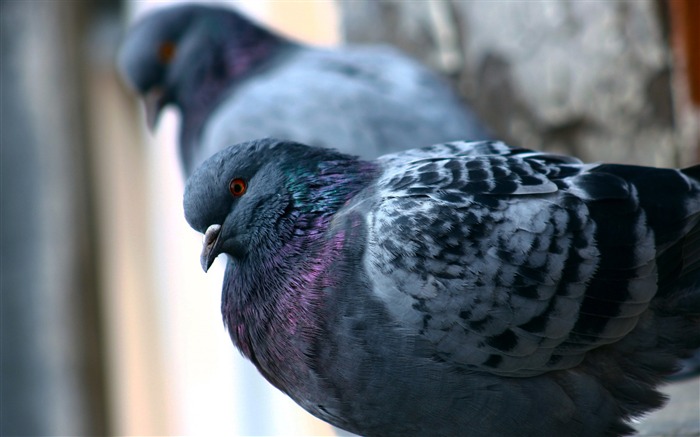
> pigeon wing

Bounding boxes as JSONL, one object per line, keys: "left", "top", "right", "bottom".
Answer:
{"left": 363, "top": 143, "right": 684, "bottom": 376}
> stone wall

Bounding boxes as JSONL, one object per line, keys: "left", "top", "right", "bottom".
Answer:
{"left": 339, "top": 0, "right": 696, "bottom": 167}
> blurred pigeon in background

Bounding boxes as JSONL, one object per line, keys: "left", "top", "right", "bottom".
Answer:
{"left": 117, "top": 4, "right": 491, "bottom": 176}
{"left": 184, "top": 138, "right": 700, "bottom": 436}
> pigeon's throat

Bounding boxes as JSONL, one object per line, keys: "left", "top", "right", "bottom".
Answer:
{"left": 221, "top": 221, "right": 350, "bottom": 377}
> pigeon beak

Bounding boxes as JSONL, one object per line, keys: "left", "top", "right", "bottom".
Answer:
{"left": 200, "top": 224, "right": 222, "bottom": 272}
{"left": 143, "top": 87, "right": 166, "bottom": 131}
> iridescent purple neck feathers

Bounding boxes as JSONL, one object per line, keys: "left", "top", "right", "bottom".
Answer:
{"left": 219, "top": 160, "right": 374, "bottom": 389}
{"left": 178, "top": 31, "right": 292, "bottom": 174}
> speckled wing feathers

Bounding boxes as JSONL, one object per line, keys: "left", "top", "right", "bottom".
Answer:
{"left": 364, "top": 141, "right": 700, "bottom": 376}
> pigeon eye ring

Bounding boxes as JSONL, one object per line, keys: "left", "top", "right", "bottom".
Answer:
{"left": 229, "top": 178, "right": 247, "bottom": 196}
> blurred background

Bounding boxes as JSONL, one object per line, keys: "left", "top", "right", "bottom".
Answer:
{"left": 1, "top": 0, "right": 699, "bottom": 436}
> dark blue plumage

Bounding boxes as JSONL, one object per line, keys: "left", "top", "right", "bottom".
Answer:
{"left": 118, "top": 4, "right": 491, "bottom": 175}
{"left": 184, "top": 138, "right": 700, "bottom": 436}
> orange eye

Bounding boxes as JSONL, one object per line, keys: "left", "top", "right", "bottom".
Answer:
{"left": 158, "top": 41, "right": 177, "bottom": 64}
{"left": 229, "top": 178, "right": 247, "bottom": 197}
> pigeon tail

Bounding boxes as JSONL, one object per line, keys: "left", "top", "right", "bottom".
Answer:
{"left": 571, "top": 163, "right": 700, "bottom": 434}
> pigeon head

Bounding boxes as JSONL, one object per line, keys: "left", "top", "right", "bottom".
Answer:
{"left": 183, "top": 138, "right": 375, "bottom": 271}
{"left": 118, "top": 4, "right": 287, "bottom": 129}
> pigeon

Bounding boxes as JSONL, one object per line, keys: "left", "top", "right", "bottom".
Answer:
{"left": 117, "top": 4, "right": 491, "bottom": 175}
{"left": 183, "top": 138, "right": 700, "bottom": 437}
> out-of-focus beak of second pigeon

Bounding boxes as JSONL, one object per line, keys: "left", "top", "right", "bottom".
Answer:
{"left": 143, "top": 87, "right": 166, "bottom": 131}
{"left": 201, "top": 224, "right": 222, "bottom": 272}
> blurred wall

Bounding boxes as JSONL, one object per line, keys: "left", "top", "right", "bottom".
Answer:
{"left": 339, "top": 0, "right": 699, "bottom": 167}
{"left": 1, "top": 1, "right": 109, "bottom": 435}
